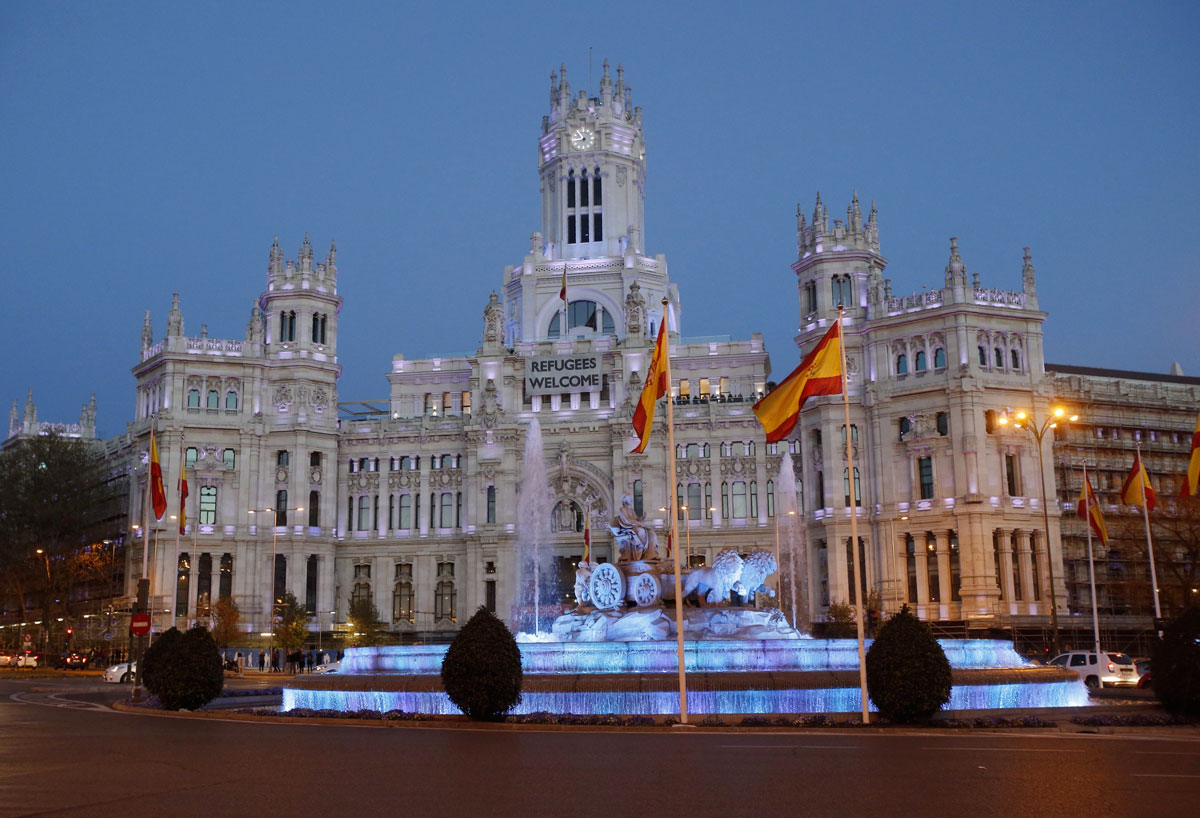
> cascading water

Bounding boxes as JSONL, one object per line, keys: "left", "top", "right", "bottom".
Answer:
{"left": 776, "top": 450, "right": 809, "bottom": 632}
{"left": 515, "top": 418, "right": 556, "bottom": 635}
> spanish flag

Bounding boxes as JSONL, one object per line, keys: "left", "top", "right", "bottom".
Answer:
{"left": 630, "top": 319, "right": 669, "bottom": 453}
{"left": 559, "top": 267, "right": 568, "bottom": 304}
{"left": 582, "top": 509, "right": 590, "bottom": 563}
{"left": 1181, "top": 411, "right": 1200, "bottom": 497}
{"left": 178, "top": 468, "right": 189, "bottom": 535}
{"left": 149, "top": 428, "right": 167, "bottom": 521}
{"left": 1120, "top": 453, "right": 1157, "bottom": 511}
{"left": 1077, "top": 474, "right": 1108, "bottom": 544}
{"left": 753, "top": 322, "right": 842, "bottom": 443}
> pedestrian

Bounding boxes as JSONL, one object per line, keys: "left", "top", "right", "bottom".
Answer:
{"left": 258, "top": 649, "right": 265, "bottom": 672}
{"left": 234, "top": 650, "right": 244, "bottom": 677}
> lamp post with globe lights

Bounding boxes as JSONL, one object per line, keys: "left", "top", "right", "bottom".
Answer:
{"left": 999, "top": 406, "right": 1078, "bottom": 655}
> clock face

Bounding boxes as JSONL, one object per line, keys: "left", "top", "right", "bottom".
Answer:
{"left": 570, "top": 127, "right": 596, "bottom": 151}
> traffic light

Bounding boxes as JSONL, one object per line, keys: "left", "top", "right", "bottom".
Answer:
{"left": 867, "top": 609, "right": 881, "bottom": 632}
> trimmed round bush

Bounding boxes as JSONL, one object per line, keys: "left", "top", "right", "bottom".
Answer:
{"left": 1151, "top": 605, "right": 1200, "bottom": 717}
{"left": 865, "top": 604, "right": 952, "bottom": 723}
{"left": 139, "top": 626, "right": 183, "bottom": 693}
{"left": 144, "top": 624, "right": 224, "bottom": 711}
{"left": 441, "top": 606, "right": 523, "bottom": 721}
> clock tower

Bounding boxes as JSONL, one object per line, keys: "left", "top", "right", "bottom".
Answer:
{"left": 539, "top": 61, "right": 646, "bottom": 262}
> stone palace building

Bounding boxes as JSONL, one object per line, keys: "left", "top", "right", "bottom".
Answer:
{"left": 12, "top": 62, "right": 1196, "bottom": 647}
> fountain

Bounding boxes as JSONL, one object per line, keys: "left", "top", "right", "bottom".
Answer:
{"left": 514, "top": 418, "right": 556, "bottom": 636}
{"left": 775, "top": 450, "right": 809, "bottom": 632}
{"left": 287, "top": 454, "right": 1088, "bottom": 714}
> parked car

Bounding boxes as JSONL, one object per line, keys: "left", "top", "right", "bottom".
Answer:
{"left": 55, "top": 651, "right": 91, "bottom": 669}
{"left": 0, "top": 651, "right": 16, "bottom": 667}
{"left": 1048, "top": 650, "right": 1138, "bottom": 688}
{"left": 102, "top": 661, "right": 137, "bottom": 683}
{"left": 15, "top": 651, "right": 41, "bottom": 668}
{"left": 1135, "top": 658, "right": 1152, "bottom": 689}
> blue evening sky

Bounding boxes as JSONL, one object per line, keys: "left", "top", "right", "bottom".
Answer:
{"left": 2, "top": 1, "right": 1197, "bottom": 438}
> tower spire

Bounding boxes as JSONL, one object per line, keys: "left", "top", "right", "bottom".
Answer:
{"left": 167, "top": 292, "right": 183, "bottom": 337}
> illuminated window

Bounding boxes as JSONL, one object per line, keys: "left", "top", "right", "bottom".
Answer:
{"left": 393, "top": 563, "right": 413, "bottom": 623}
{"left": 843, "top": 467, "right": 862, "bottom": 507}
{"left": 185, "top": 447, "right": 198, "bottom": 469}
{"left": 199, "top": 485, "right": 217, "bottom": 525}
{"left": 435, "top": 562, "right": 456, "bottom": 621}
{"left": 222, "top": 448, "right": 235, "bottom": 470}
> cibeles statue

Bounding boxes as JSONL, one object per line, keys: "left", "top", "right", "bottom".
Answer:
{"left": 610, "top": 493, "right": 659, "bottom": 563}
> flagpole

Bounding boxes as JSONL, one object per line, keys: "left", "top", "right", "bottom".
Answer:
{"left": 1082, "top": 462, "right": 1101, "bottom": 657}
{"left": 837, "top": 306, "right": 869, "bottom": 724}
{"left": 171, "top": 434, "right": 185, "bottom": 627}
{"left": 1137, "top": 443, "right": 1161, "bottom": 620}
{"left": 662, "top": 298, "right": 688, "bottom": 725}
{"left": 142, "top": 417, "right": 154, "bottom": 582}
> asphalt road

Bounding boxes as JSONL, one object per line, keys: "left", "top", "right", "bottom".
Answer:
{"left": 1, "top": 678, "right": 1197, "bottom": 818}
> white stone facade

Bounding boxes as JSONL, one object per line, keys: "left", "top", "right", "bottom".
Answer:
{"left": 105, "top": 64, "right": 1198, "bottom": 642}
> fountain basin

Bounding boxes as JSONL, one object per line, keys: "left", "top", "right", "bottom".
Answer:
{"left": 285, "top": 639, "right": 1089, "bottom": 715}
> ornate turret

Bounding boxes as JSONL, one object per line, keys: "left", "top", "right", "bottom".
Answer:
{"left": 8, "top": 398, "right": 17, "bottom": 438}
{"left": 23, "top": 389, "right": 36, "bottom": 430}
{"left": 79, "top": 394, "right": 96, "bottom": 435}
{"left": 944, "top": 237, "right": 967, "bottom": 288}
{"left": 299, "top": 233, "right": 314, "bottom": 274}
{"left": 268, "top": 234, "right": 283, "bottom": 278}
{"left": 1021, "top": 246, "right": 1038, "bottom": 308}
{"left": 141, "top": 309, "right": 153, "bottom": 352}
{"left": 797, "top": 191, "right": 881, "bottom": 259}
{"left": 325, "top": 239, "right": 337, "bottom": 279}
{"left": 166, "top": 293, "right": 183, "bottom": 337}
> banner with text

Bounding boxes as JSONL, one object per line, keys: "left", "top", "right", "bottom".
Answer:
{"left": 525, "top": 354, "right": 603, "bottom": 395}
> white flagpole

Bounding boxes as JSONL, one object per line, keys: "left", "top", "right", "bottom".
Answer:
{"left": 662, "top": 298, "right": 688, "bottom": 725}
{"left": 1136, "top": 443, "right": 1161, "bottom": 620}
{"left": 837, "top": 307, "right": 869, "bottom": 724}
{"left": 171, "top": 434, "right": 184, "bottom": 627}
{"left": 1082, "top": 462, "right": 1101, "bottom": 656}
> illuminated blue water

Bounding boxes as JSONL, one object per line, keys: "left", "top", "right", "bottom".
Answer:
{"left": 283, "top": 681, "right": 1088, "bottom": 715}
{"left": 286, "top": 638, "right": 1090, "bottom": 715}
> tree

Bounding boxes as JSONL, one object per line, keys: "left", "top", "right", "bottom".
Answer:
{"left": 824, "top": 599, "right": 858, "bottom": 638}
{"left": 272, "top": 592, "right": 310, "bottom": 652}
{"left": 347, "top": 597, "right": 385, "bottom": 647}
{"left": 140, "top": 627, "right": 184, "bottom": 694}
{"left": 0, "top": 433, "right": 124, "bottom": 638}
{"left": 210, "top": 596, "right": 241, "bottom": 647}
{"left": 865, "top": 604, "right": 952, "bottom": 723}
{"left": 1152, "top": 605, "right": 1200, "bottom": 717}
{"left": 441, "top": 606, "right": 523, "bottom": 721}
{"left": 142, "top": 624, "right": 224, "bottom": 710}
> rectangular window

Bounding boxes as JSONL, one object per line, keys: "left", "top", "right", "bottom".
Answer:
{"left": 719, "top": 376, "right": 730, "bottom": 397}
{"left": 486, "top": 486, "right": 496, "bottom": 524}
{"left": 679, "top": 379, "right": 690, "bottom": 398}
{"left": 698, "top": 377, "right": 710, "bottom": 397}
{"left": 485, "top": 579, "right": 496, "bottom": 613}
{"left": 633, "top": 480, "right": 643, "bottom": 517}
{"left": 926, "top": 538, "right": 940, "bottom": 603}
{"left": 686, "top": 483, "right": 702, "bottom": 520}
{"left": 398, "top": 494, "right": 412, "bottom": 530}
{"left": 1005, "top": 454, "right": 1019, "bottom": 495}
{"left": 199, "top": 486, "right": 217, "bottom": 525}
{"left": 918, "top": 457, "right": 934, "bottom": 500}
{"left": 196, "top": 553, "right": 212, "bottom": 617}
{"left": 274, "top": 554, "right": 287, "bottom": 607}
{"left": 393, "top": 563, "right": 413, "bottom": 622}
{"left": 593, "top": 212, "right": 602, "bottom": 241}
{"left": 305, "top": 555, "right": 318, "bottom": 615}
{"left": 442, "top": 392, "right": 453, "bottom": 414}
{"left": 275, "top": 489, "right": 288, "bottom": 526}
{"left": 732, "top": 481, "right": 748, "bottom": 519}
{"left": 580, "top": 175, "right": 589, "bottom": 207}
{"left": 219, "top": 553, "right": 232, "bottom": 600}
{"left": 277, "top": 450, "right": 289, "bottom": 467}
{"left": 222, "top": 449, "right": 235, "bottom": 470}
{"left": 176, "top": 552, "right": 190, "bottom": 617}
{"left": 906, "top": 537, "right": 918, "bottom": 603}
{"left": 950, "top": 534, "right": 961, "bottom": 602}
{"left": 580, "top": 213, "right": 590, "bottom": 243}
{"left": 357, "top": 496, "right": 370, "bottom": 531}
{"left": 593, "top": 175, "right": 602, "bottom": 206}
{"left": 567, "top": 215, "right": 576, "bottom": 244}
{"left": 461, "top": 391, "right": 471, "bottom": 414}
{"left": 750, "top": 481, "right": 758, "bottom": 518}
{"left": 308, "top": 491, "right": 319, "bottom": 527}
{"left": 311, "top": 451, "right": 321, "bottom": 468}
{"left": 185, "top": 447, "right": 198, "bottom": 469}
{"left": 440, "top": 492, "right": 454, "bottom": 529}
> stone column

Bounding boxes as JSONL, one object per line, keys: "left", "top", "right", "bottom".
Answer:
{"left": 996, "top": 528, "right": 1015, "bottom": 614}
{"left": 915, "top": 535, "right": 930, "bottom": 606}
{"left": 935, "top": 530, "right": 952, "bottom": 610}
{"left": 1016, "top": 529, "right": 1035, "bottom": 611}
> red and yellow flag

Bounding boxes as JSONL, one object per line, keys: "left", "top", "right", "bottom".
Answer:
{"left": 1181, "top": 411, "right": 1200, "bottom": 498}
{"left": 178, "top": 468, "right": 189, "bottom": 534}
{"left": 582, "top": 509, "right": 590, "bottom": 563}
{"left": 753, "top": 322, "right": 842, "bottom": 443}
{"left": 1077, "top": 474, "right": 1108, "bottom": 544}
{"left": 630, "top": 319, "right": 669, "bottom": 454}
{"left": 149, "top": 428, "right": 167, "bottom": 521}
{"left": 1120, "top": 452, "right": 1157, "bottom": 511}
{"left": 559, "top": 267, "right": 568, "bottom": 304}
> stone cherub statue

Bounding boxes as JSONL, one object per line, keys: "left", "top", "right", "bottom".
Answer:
{"left": 610, "top": 493, "right": 659, "bottom": 563}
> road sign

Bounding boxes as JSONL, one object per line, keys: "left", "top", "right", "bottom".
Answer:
{"left": 22, "top": 633, "right": 31, "bottom": 648}
{"left": 130, "top": 613, "right": 151, "bottom": 637}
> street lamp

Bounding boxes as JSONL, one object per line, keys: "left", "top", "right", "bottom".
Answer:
{"left": 999, "top": 406, "right": 1078, "bottom": 655}
{"left": 249, "top": 506, "right": 303, "bottom": 655}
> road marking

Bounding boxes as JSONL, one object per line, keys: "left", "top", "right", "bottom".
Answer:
{"left": 719, "top": 744, "right": 857, "bottom": 749}
{"left": 10, "top": 692, "right": 114, "bottom": 712}
{"left": 920, "top": 747, "right": 1085, "bottom": 753}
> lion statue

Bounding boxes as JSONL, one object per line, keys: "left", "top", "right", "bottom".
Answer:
{"left": 734, "top": 549, "right": 778, "bottom": 605}
{"left": 681, "top": 548, "right": 743, "bottom": 605}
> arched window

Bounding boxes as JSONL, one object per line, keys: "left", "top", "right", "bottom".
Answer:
{"left": 1011, "top": 349, "right": 1021, "bottom": 370}
{"left": 899, "top": 417, "right": 911, "bottom": 441}
{"left": 225, "top": 391, "right": 238, "bottom": 410}
{"left": 994, "top": 347, "right": 1004, "bottom": 368}
{"left": 393, "top": 563, "right": 413, "bottom": 623}
{"left": 702, "top": 443, "right": 710, "bottom": 458}
{"left": 206, "top": 389, "right": 219, "bottom": 409}
{"left": 915, "top": 351, "right": 926, "bottom": 372}
{"left": 434, "top": 561, "right": 456, "bottom": 622}
{"left": 187, "top": 389, "right": 200, "bottom": 408}
{"left": 934, "top": 348, "right": 947, "bottom": 369}
{"left": 352, "top": 564, "right": 371, "bottom": 605}
{"left": 978, "top": 346, "right": 987, "bottom": 367}
{"left": 356, "top": 496, "right": 370, "bottom": 531}
{"left": 767, "top": 480, "right": 776, "bottom": 517}
{"left": 567, "top": 168, "right": 575, "bottom": 208}
{"left": 580, "top": 167, "right": 589, "bottom": 207}
{"left": 593, "top": 166, "right": 602, "bottom": 206}
{"left": 548, "top": 300, "right": 615, "bottom": 338}
{"left": 896, "top": 354, "right": 908, "bottom": 375}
